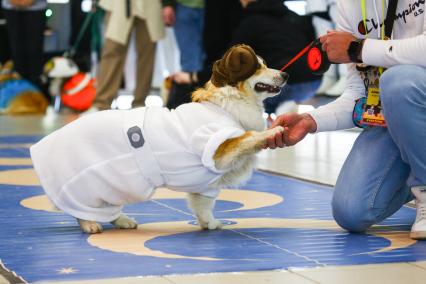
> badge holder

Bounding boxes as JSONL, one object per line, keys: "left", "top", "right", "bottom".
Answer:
{"left": 361, "top": 69, "right": 387, "bottom": 127}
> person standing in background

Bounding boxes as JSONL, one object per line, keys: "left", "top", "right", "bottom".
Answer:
{"left": 232, "top": 0, "right": 319, "bottom": 117}
{"left": 2, "top": 0, "right": 46, "bottom": 91}
{"left": 0, "top": 1, "right": 11, "bottom": 64}
{"left": 167, "top": 0, "right": 204, "bottom": 75}
{"left": 168, "top": 0, "right": 243, "bottom": 108}
{"left": 90, "top": 0, "right": 172, "bottom": 111}
{"left": 69, "top": 0, "right": 94, "bottom": 73}
{"left": 162, "top": 0, "right": 205, "bottom": 109}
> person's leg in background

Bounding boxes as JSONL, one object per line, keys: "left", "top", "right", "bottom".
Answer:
{"left": 70, "top": 0, "right": 92, "bottom": 72}
{"left": 4, "top": 10, "right": 26, "bottom": 77}
{"left": 132, "top": 17, "right": 156, "bottom": 108}
{"left": 174, "top": 3, "right": 204, "bottom": 73}
{"left": 93, "top": 13, "right": 129, "bottom": 110}
{"left": 0, "top": 3, "right": 11, "bottom": 64}
{"left": 23, "top": 9, "right": 45, "bottom": 90}
{"left": 4, "top": 9, "right": 45, "bottom": 89}
{"left": 166, "top": 3, "right": 204, "bottom": 109}
{"left": 380, "top": 65, "right": 426, "bottom": 239}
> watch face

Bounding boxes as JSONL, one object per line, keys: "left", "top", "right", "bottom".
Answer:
{"left": 307, "top": 47, "right": 322, "bottom": 71}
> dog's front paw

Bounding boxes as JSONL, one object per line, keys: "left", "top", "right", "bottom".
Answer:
{"left": 266, "top": 126, "right": 285, "bottom": 137}
{"left": 111, "top": 214, "right": 138, "bottom": 229}
{"left": 78, "top": 219, "right": 103, "bottom": 234}
{"left": 199, "top": 218, "right": 223, "bottom": 230}
{"left": 257, "top": 126, "right": 285, "bottom": 147}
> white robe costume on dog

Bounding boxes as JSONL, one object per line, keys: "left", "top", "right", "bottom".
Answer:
{"left": 30, "top": 102, "right": 245, "bottom": 222}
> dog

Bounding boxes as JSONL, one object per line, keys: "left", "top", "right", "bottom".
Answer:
{"left": 0, "top": 61, "right": 48, "bottom": 115}
{"left": 30, "top": 44, "right": 288, "bottom": 234}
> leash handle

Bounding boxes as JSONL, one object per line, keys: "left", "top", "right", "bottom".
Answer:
{"left": 280, "top": 38, "right": 331, "bottom": 75}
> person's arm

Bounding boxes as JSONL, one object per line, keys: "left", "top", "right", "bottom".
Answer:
{"left": 362, "top": 14, "right": 426, "bottom": 67}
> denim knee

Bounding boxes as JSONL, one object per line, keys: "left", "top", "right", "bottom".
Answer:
{"left": 331, "top": 193, "right": 376, "bottom": 233}
{"left": 380, "top": 65, "right": 425, "bottom": 113}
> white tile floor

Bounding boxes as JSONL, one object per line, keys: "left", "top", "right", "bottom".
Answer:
{"left": 1, "top": 108, "right": 425, "bottom": 284}
{"left": 291, "top": 263, "right": 426, "bottom": 284}
{"left": 0, "top": 275, "right": 9, "bottom": 284}
{"left": 257, "top": 129, "right": 361, "bottom": 186}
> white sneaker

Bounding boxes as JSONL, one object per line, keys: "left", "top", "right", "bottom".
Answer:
{"left": 410, "top": 186, "right": 426, "bottom": 240}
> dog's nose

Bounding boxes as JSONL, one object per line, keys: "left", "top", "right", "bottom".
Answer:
{"left": 280, "top": 72, "right": 289, "bottom": 82}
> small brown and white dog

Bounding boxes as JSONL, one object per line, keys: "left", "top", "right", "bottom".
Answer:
{"left": 30, "top": 44, "right": 288, "bottom": 233}
{"left": 0, "top": 61, "right": 48, "bottom": 115}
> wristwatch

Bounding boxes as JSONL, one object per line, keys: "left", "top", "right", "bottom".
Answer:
{"left": 348, "top": 39, "right": 364, "bottom": 63}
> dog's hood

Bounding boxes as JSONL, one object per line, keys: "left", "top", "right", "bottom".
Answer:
{"left": 211, "top": 44, "right": 260, "bottom": 87}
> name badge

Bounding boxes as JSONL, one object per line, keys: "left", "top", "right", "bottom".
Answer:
{"left": 358, "top": 67, "right": 387, "bottom": 128}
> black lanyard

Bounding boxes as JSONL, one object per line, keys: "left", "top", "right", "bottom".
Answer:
{"left": 126, "top": 0, "right": 131, "bottom": 18}
{"left": 384, "top": 0, "right": 399, "bottom": 39}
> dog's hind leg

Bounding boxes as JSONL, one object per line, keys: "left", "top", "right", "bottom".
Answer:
{"left": 213, "top": 126, "right": 284, "bottom": 170}
{"left": 78, "top": 219, "right": 103, "bottom": 234}
{"left": 187, "top": 193, "right": 222, "bottom": 230}
{"left": 111, "top": 214, "right": 138, "bottom": 229}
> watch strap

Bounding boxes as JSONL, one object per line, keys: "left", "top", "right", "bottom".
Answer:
{"left": 348, "top": 39, "right": 364, "bottom": 63}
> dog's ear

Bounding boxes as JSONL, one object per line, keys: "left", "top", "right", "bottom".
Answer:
{"left": 211, "top": 44, "right": 260, "bottom": 87}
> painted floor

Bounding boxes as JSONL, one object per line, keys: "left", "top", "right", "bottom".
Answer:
{"left": 0, "top": 107, "right": 426, "bottom": 284}
{"left": 0, "top": 130, "right": 425, "bottom": 283}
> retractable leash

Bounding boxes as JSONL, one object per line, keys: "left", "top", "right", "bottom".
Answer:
{"left": 280, "top": 38, "right": 331, "bottom": 75}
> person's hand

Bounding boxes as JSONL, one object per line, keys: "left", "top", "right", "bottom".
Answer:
{"left": 319, "top": 30, "right": 357, "bottom": 63}
{"left": 265, "top": 113, "right": 317, "bottom": 149}
{"left": 162, "top": 6, "right": 175, "bottom": 26}
{"left": 172, "top": 72, "right": 191, "bottom": 84}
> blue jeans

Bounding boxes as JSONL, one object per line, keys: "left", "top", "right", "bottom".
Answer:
{"left": 332, "top": 65, "right": 426, "bottom": 232}
{"left": 264, "top": 80, "right": 321, "bottom": 114}
{"left": 174, "top": 4, "right": 204, "bottom": 72}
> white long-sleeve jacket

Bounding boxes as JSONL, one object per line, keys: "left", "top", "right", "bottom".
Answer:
{"left": 309, "top": 0, "right": 426, "bottom": 132}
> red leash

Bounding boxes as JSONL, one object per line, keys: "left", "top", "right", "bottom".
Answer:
{"left": 280, "top": 41, "right": 314, "bottom": 72}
